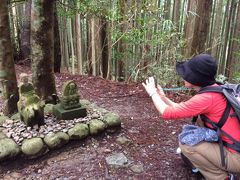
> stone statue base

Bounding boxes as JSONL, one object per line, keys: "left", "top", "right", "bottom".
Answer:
{"left": 53, "top": 104, "right": 87, "bottom": 120}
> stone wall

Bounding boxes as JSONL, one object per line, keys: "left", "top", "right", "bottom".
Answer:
{"left": 0, "top": 100, "right": 121, "bottom": 161}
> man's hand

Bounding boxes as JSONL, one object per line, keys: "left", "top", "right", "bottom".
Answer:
{"left": 142, "top": 77, "right": 157, "bottom": 97}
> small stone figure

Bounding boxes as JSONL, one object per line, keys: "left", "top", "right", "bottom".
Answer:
{"left": 53, "top": 80, "right": 86, "bottom": 120}
{"left": 61, "top": 81, "right": 80, "bottom": 110}
{"left": 17, "top": 73, "right": 45, "bottom": 127}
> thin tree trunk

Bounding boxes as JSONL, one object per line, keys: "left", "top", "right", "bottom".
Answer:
{"left": 8, "top": 4, "right": 18, "bottom": 62}
{"left": 206, "top": 0, "right": 216, "bottom": 52}
{"left": 20, "top": 0, "right": 31, "bottom": 63}
{"left": 68, "top": 18, "right": 75, "bottom": 74}
{"left": 229, "top": 2, "right": 240, "bottom": 80}
{"left": 95, "top": 18, "right": 101, "bottom": 76}
{"left": 225, "top": 0, "right": 238, "bottom": 78}
{"left": 117, "top": 0, "right": 127, "bottom": 81}
{"left": 88, "top": 17, "right": 96, "bottom": 75}
{"left": 107, "top": 16, "right": 112, "bottom": 80}
{"left": 184, "top": 0, "right": 198, "bottom": 57}
{"left": 75, "top": 12, "right": 83, "bottom": 74}
{"left": 0, "top": 0, "right": 19, "bottom": 115}
{"left": 211, "top": 0, "right": 223, "bottom": 58}
{"left": 12, "top": 3, "right": 21, "bottom": 62}
{"left": 191, "top": 0, "right": 213, "bottom": 55}
{"left": 163, "top": 0, "right": 172, "bottom": 20}
{"left": 100, "top": 18, "right": 109, "bottom": 79}
{"left": 219, "top": 0, "right": 231, "bottom": 74}
{"left": 15, "top": 2, "right": 24, "bottom": 62}
{"left": 172, "top": 0, "right": 181, "bottom": 32}
{"left": 63, "top": 17, "right": 70, "bottom": 71}
{"left": 54, "top": 1, "right": 61, "bottom": 73}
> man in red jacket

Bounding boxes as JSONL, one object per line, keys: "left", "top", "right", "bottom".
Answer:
{"left": 142, "top": 54, "right": 240, "bottom": 180}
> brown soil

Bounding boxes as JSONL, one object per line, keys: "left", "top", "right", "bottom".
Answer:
{"left": 0, "top": 65, "right": 203, "bottom": 180}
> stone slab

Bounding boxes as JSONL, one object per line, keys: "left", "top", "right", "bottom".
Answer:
{"left": 53, "top": 104, "right": 87, "bottom": 120}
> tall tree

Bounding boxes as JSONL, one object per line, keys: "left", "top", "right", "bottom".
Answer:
{"left": 54, "top": 1, "right": 61, "bottom": 73}
{"left": 20, "top": 0, "right": 32, "bottom": 62}
{"left": 184, "top": 0, "right": 198, "bottom": 57}
{"left": 68, "top": 17, "right": 75, "bottom": 74}
{"left": 100, "top": 18, "right": 109, "bottom": 79}
{"left": 31, "top": 0, "right": 57, "bottom": 103}
{"left": 211, "top": 0, "right": 223, "bottom": 58}
{"left": 172, "top": 0, "right": 181, "bottom": 32}
{"left": 0, "top": 0, "right": 19, "bottom": 115}
{"left": 226, "top": 0, "right": 240, "bottom": 79}
{"left": 218, "top": 0, "right": 232, "bottom": 74}
{"left": 8, "top": 3, "right": 19, "bottom": 62}
{"left": 75, "top": 7, "right": 83, "bottom": 74}
{"left": 117, "top": 0, "right": 127, "bottom": 81}
{"left": 191, "top": 0, "right": 213, "bottom": 55}
{"left": 163, "top": 0, "right": 172, "bottom": 20}
{"left": 222, "top": 0, "right": 237, "bottom": 76}
{"left": 87, "top": 17, "right": 97, "bottom": 76}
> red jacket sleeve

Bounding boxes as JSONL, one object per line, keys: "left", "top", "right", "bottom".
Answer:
{"left": 162, "top": 93, "right": 214, "bottom": 119}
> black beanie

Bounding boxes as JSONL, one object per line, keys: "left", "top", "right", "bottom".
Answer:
{"left": 176, "top": 54, "right": 217, "bottom": 87}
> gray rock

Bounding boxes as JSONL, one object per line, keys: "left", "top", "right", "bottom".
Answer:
{"left": 5, "top": 119, "right": 14, "bottom": 124}
{"left": 89, "top": 119, "right": 106, "bottom": 135}
{"left": 10, "top": 113, "right": 20, "bottom": 121}
{"left": 105, "top": 153, "right": 128, "bottom": 168}
{"left": 68, "top": 123, "right": 89, "bottom": 139}
{"left": 0, "top": 132, "right": 6, "bottom": 139}
{"left": 91, "top": 113, "right": 100, "bottom": 119}
{"left": 103, "top": 113, "right": 121, "bottom": 128}
{"left": 44, "top": 132, "right": 69, "bottom": 149}
{"left": 44, "top": 104, "right": 54, "bottom": 115}
{"left": 21, "top": 138, "right": 47, "bottom": 156}
{"left": 79, "top": 99, "right": 91, "bottom": 107}
{"left": 130, "top": 164, "right": 144, "bottom": 173}
{"left": 6, "top": 132, "right": 12, "bottom": 138}
{"left": 3, "top": 172, "right": 22, "bottom": 179}
{"left": 0, "top": 115, "right": 9, "bottom": 125}
{"left": 96, "top": 107, "right": 109, "bottom": 114}
{"left": 0, "top": 138, "right": 20, "bottom": 161}
{"left": 88, "top": 103, "right": 98, "bottom": 110}
{"left": 116, "top": 136, "right": 131, "bottom": 145}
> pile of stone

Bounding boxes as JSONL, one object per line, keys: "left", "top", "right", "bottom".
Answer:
{"left": 0, "top": 101, "right": 121, "bottom": 161}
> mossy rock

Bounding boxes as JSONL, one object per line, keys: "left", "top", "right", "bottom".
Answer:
{"left": 21, "top": 138, "right": 47, "bottom": 157}
{"left": 19, "top": 104, "right": 44, "bottom": 127}
{"left": 79, "top": 99, "right": 91, "bottom": 107}
{"left": 44, "top": 104, "right": 54, "bottom": 115}
{"left": 96, "top": 107, "right": 109, "bottom": 114}
{"left": 68, "top": 123, "right": 89, "bottom": 139}
{"left": 10, "top": 113, "right": 20, "bottom": 121}
{"left": 89, "top": 119, "right": 106, "bottom": 135}
{"left": 0, "top": 138, "right": 20, "bottom": 161}
{"left": 44, "top": 132, "right": 69, "bottom": 149}
{"left": 0, "top": 115, "right": 9, "bottom": 125}
{"left": 23, "top": 94, "right": 40, "bottom": 106}
{"left": 88, "top": 103, "right": 98, "bottom": 109}
{"left": 103, "top": 112, "right": 121, "bottom": 128}
{"left": 0, "top": 132, "right": 7, "bottom": 139}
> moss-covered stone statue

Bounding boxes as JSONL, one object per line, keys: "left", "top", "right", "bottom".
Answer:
{"left": 53, "top": 80, "right": 87, "bottom": 120}
{"left": 17, "top": 73, "right": 45, "bottom": 126}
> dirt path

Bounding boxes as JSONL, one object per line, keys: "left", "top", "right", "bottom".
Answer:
{"left": 0, "top": 65, "right": 202, "bottom": 180}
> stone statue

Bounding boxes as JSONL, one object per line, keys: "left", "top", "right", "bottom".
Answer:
{"left": 61, "top": 81, "right": 80, "bottom": 110}
{"left": 17, "top": 73, "right": 45, "bottom": 126}
{"left": 53, "top": 80, "right": 86, "bottom": 120}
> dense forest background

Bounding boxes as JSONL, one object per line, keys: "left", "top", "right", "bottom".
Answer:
{"left": 1, "top": 0, "right": 240, "bottom": 114}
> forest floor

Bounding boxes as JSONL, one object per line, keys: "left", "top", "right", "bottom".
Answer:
{"left": 0, "top": 65, "right": 205, "bottom": 180}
